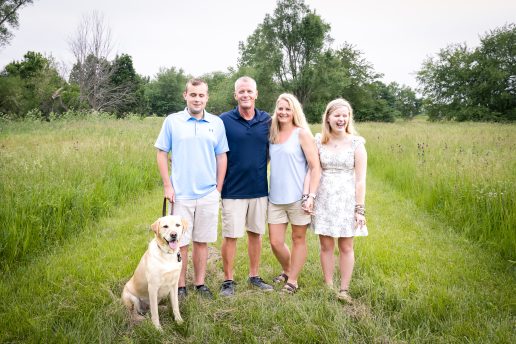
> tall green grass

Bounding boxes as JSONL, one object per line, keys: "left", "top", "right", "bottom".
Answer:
{"left": 0, "top": 117, "right": 514, "bottom": 342}
{"left": 0, "top": 115, "right": 164, "bottom": 270}
{"left": 2, "top": 118, "right": 514, "bottom": 267}
{"left": 354, "top": 121, "right": 516, "bottom": 260}
{"left": 0, "top": 177, "right": 513, "bottom": 343}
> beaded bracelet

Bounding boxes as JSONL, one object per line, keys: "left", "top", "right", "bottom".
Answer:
{"left": 355, "top": 204, "right": 366, "bottom": 216}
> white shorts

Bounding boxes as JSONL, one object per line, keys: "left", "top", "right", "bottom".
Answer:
{"left": 171, "top": 189, "right": 220, "bottom": 246}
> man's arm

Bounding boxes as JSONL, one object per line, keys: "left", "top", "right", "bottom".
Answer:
{"left": 215, "top": 152, "right": 227, "bottom": 193}
{"left": 157, "top": 149, "right": 175, "bottom": 202}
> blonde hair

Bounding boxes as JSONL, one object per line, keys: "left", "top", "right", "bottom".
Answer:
{"left": 320, "top": 98, "right": 358, "bottom": 144}
{"left": 269, "top": 93, "right": 311, "bottom": 144}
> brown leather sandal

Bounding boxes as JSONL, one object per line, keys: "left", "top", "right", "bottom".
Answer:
{"left": 281, "top": 282, "right": 298, "bottom": 294}
{"left": 272, "top": 272, "right": 288, "bottom": 283}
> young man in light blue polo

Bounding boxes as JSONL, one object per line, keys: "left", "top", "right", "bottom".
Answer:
{"left": 155, "top": 78, "right": 228, "bottom": 299}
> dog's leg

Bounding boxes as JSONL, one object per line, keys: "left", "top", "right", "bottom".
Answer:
{"left": 122, "top": 285, "right": 146, "bottom": 323}
{"left": 170, "top": 287, "right": 183, "bottom": 324}
{"left": 148, "top": 286, "right": 162, "bottom": 330}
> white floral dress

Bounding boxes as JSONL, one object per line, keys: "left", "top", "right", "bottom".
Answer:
{"left": 312, "top": 133, "right": 368, "bottom": 237}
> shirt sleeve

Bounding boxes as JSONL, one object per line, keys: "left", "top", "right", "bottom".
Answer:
{"left": 154, "top": 116, "right": 172, "bottom": 152}
{"left": 214, "top": 119, "right": 230, "bottom": 155}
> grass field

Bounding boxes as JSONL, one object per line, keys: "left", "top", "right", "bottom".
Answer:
{"left": 0, "top": 116, "right": 514, "bottom": 343}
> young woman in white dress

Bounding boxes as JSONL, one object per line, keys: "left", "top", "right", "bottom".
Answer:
{"left": 312, "top": 98, "right": 368, "bottom": 303}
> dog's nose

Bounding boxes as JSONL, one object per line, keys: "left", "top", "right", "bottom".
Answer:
{"left": 171, "top": 233, "right": 177, "bottom": 240}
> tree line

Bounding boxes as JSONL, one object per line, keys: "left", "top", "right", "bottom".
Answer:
{"left": 0, "top": 0, "right": 514, "bottom": 122}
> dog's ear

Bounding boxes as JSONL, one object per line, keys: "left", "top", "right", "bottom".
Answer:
{"left": 181, "top": 218, "right": 188, "bottom": 233}
{"left": 151, "top": 218, "right": 161, "bottom": 234}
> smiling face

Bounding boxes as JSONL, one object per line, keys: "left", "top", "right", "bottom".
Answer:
{"left": 234, "top": 79, "right": 258, "bottom": 112}
{"left": 151, "top": 215, "right": 187, "bottom": 252}
{"left": 275, "top": 99, "right": 294, "bottom": 125}
{"left": 327, "top": 106, "right": 351, "bottom": 133}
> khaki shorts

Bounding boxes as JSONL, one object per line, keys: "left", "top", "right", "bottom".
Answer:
{"left": 267, "top": 200, "right": 311, "bottom": 226}
{"left": 221, "top": 197, "right": 268, "bottom": 238}
{"left": 171, "top": 189, "right": 220, "bottom": 246}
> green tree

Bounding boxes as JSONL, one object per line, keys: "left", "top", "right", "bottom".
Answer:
{"left": 144, "top": 67, "right": 188, "bottom": 116}
{"left": 470, "top": 23, "right": 516, "bottom": 120}
{"left": 417, "top": 23, "right": 515, "bottom": 121}
{"left": 202, "top": 70, "right": 236, "bottom": 115}
{"left": 387, "top": 82, "right": 422, "bottom": 119}
{"left": 239, "top": 0, "right": 331, "bottom": 105}
{"left": 109, "top": 54, "right": 145, "bottom": 115}
{"left": 0, "top": 51, "right": 64, "bottom": 118}
{"left": 0, "top": 0, "right": 34, "bottom": 47}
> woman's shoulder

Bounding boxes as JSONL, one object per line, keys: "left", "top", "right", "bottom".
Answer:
{"left": 351, "top": 135, "right": 366, "bottom": 145}
{"left": 297, "top": 126, "right": 315, "bottom": 140}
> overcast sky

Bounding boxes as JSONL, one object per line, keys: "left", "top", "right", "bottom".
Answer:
{"left": 0, "top": 0, "right": 514, "bottom": 89}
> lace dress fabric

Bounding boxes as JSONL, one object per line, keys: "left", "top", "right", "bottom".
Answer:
{"left": 312, "top": 134, "right": 368, "bottom": 238}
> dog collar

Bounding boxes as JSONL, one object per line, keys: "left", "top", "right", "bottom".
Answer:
{"left": 156, "top": 242, "right": 182, "bottom": 263}
{"left": 156, "top": 241, "right": 173, "bottom": 254}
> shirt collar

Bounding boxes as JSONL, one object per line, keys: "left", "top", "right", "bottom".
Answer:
{"left": 181, "top": 108, "right": 211, "bottom": 122}
{"left": 232, "top": 107, "right": 267, "bottom": 124}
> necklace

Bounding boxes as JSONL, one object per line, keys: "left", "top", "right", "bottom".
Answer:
{"left": 331, "top": 137, "right": 349, "bottom": 148}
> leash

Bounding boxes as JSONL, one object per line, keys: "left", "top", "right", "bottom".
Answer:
{"left": 162, "top": 197, "right": 174, "bottom": 216}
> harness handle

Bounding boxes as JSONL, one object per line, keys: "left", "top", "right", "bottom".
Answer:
{"left": 162, "top": 198, "right": 174, "bottom": 217}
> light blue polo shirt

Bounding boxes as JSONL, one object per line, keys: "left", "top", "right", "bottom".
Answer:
{"left": 154, "top": 108, "right": 229, "bottom": 200}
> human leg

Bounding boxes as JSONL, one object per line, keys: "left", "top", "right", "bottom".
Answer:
{"left": 287, "top": 224, "right": 307, "bottom": 287}
{"left": 221, "top": 237, "right": 237, "bottom": 280}
{"left": 337, "top": 237, "right": 355, "bottom": 291}
{"left": 192, "top": 241, "right": 208, "bottom": 286}
{"left": 247, "top": 231, "right": 262, "bottom": 277}
{"left": 178, "top": 245, "right": 189, "bottom": 288}
{"left": 319, "top": 235, "right": 335, "bottom": 287}
{"left": 246, "top": 197, "right": 267, "bottom": 277}
{"left": 190, "top": 189, "right": 219, "bottom": 295}
{"left": 269, "top": 223, "right": 290, "bottom": 276}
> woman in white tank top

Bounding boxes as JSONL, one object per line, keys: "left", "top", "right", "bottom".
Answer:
{"left": 268, "top": 93, "right": 321, "bottom": 294}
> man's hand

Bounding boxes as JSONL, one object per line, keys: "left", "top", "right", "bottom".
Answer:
{"left": 164, "top": 184, "right": 175, "bottom": 203}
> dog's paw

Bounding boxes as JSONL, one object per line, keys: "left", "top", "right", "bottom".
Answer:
{"left": 131, "top": 313, "right": 146, "bottom": 324}
{"left": 175, "top": 316, "right": 184, "bottom": 325}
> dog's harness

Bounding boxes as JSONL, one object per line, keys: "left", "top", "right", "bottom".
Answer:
{"left": 161, "top": 198, "right": 181, "bottom": 263}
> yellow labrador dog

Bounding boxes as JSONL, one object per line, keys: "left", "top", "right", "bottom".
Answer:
{"left": 122, "top": 215, "right": 187, "bottom": 330}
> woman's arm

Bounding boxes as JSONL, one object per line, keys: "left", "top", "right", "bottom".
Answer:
{"left": 299, "top": 128, "right": 321, "bottom": 213}
{"left": 354, "top": 142, "right": 367, "bottom": 228}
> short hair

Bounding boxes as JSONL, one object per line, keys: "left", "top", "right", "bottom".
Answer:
{"left": 269, "top": 93, "right": 311, "bottom": 144}
{"left": 320, "top": 98, "right": 357, "bottom": 144}
{"left": 185, "top": 78, "right": 208, "bottom": 93}
{"left": 234, "top": 76, "right": 257, "bottom": 92}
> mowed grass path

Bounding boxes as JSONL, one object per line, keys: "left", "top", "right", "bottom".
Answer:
{"left": 0, "top": 175, "right": 513, "bottom": 343}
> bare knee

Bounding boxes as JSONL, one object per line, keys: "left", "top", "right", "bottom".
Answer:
{"left": 270, "top": 237, "right": 284, "bottom": 251}
{"left": 319, "top": 236, "right": 334, "bottom": 253}
{"left": 338, "top": 239, "right": 354, "bottom": 255}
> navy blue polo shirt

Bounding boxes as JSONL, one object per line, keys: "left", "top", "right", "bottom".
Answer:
{"left": 220, "top": 107, "right": 271, "bottom": 199}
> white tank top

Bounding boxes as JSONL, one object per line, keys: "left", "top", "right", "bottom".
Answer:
{"left": 269, "top": 127, "right": 308, "bottom": 204}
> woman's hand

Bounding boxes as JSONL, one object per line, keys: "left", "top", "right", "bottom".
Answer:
{"left": 355, "top": 213, "right": 366, "bottom": 229}
{"left": 302, "top": 196, "right": 314, "bottom": 215}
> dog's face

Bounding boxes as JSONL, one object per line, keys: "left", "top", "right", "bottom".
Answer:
{"left": 151, "top": 215, "right": 188, "bottom": 253}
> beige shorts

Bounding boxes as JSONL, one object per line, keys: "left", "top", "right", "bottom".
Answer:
{"left": 221, "top": 197, "right": 268, "bottom": 238}
{"left": 171, "top": 189, "right": 220, "bottom": 246}
{"left": 267, "top": 200, "right": 311, "bottom": 226}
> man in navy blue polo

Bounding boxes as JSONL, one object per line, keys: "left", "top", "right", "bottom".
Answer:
{"left": 219, "top": 76, "right": 273, "bottom": 296}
